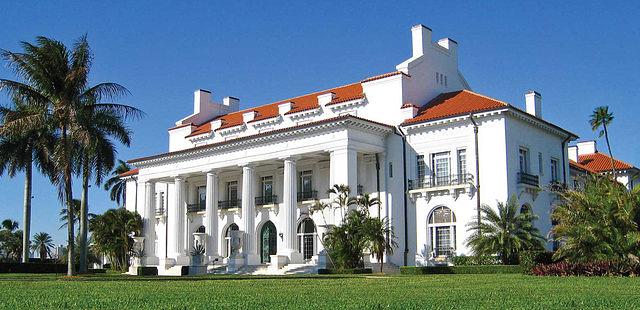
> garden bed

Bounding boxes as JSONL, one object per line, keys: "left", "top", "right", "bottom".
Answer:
{"left": 400, "top": 265, "right": 522, "bottom": 275}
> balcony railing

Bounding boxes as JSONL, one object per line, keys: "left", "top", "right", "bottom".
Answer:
{"left": 218, "top": 199, "right": 241, "bottom": 210}
{"left": 518, "top": 172, "right": 539, "bottom": 187}
{"left": 408, "top": 173, "right": 474, "bottom": 190}
{"left": 255, "top": 195, "right": 278, "bottom": 206}
{"left": 187, "top": 203, "right": 205, "bottom": 213}
{"left": 297, "top": 190, "right": 318, "bottom": 202}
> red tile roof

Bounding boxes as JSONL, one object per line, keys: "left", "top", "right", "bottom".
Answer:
{"left": 186, "top": 82, "right": 363, "bottom": 137}
{"left": 569, "top": 159, "right": 597, "bottom": 174}
{"left": 119, "top": 168, "right": 139, "bottom": 178}
{"left": 402, "top": 90, "right": 509, "bottom": 125}
{"left": 361, "top": 71, "right": 409, "bottom": 83}
{"left": 576, "top": 152, "right": 634, "bottom": 173}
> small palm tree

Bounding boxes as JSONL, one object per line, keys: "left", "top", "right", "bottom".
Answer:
{"left": 355, "top": 194, "right": 381, "bottom": 216}
{"left": 465, "top": 196, "right": 545, "bottom": 264}
{"left": 327, "top": 184, "right": 357, "bottom": 218}
{"left": 1, "top": 219, "right": 18, "bottom": 231}
{"left": 364, "top": 217, "right": 397, "bottom": 273}
{"left": 0, "top": 219, "right": 22, "bottom": 261}
{"left": 59, "top": 199, "right": 95, "bottom": 230}
{"left": 30, "top": 232, "right": 54, "bottom": 262}
{"left": 103, "top": 160, "right": 132, "bottom": 207}
{"left": 589, "top": 106, "right": 616, "bottom": 178}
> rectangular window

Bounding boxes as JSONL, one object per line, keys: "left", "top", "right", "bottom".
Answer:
{"left": 457, "top": 149, "right": 467, "bottom": 179}
{"left": 538, "top": 153, "right": 543, "bottom": 175}
{"left": 432, "top": 151, "right": 450, "bottom": 186}
{"left": 519, "top": 148, "right": 529, "bottom": 173}
{"left": 417, "top": 155, "right": 426, "bottom": 181}
{"left": 444, "top": 75, "right": 448, "bottom": 87}
{"left": 227, "top": 181, "right": 238, "bottom": 201}
{"left": 261, "top": 176, "right": 273, "bottom": 197}
{"left": 550, "top": 158, "right": 559, "bottom": 182}
{"left": 197, "top": 186, "right": 206, "bottom": 208}
{"left": 299, "top": 170, "right": 313, "bottom": 193}
{"left": 389, "top": 162, "right": 393, "bottom": 178}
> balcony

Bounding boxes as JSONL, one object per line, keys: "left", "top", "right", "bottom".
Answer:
{"left": 297, "top": 190, "right": 318, "bottom": 202}
{"left": 218, "top": 199, "right": 241, "bottom": 210}
{"left": 187, "top": 203, "right": 205, "bottom": 213}
{"left": 255, "top": 195, "right": 278, "bottom": 206}
{"left": 517, "top": 172, "right": 539, "bottom": 187}
{"left": 408, "top": 173, "right": 474, "bottom": 190}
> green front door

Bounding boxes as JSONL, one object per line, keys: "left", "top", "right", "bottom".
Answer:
{"left": 261, "top": 222, "right": 277, "bottom": 263}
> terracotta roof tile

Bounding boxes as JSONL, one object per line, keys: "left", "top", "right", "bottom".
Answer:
{"left": 576, "top": 153, "right": 634, "bottom": 173}
{"left": 119, "top": 168, "right": 139, "bottom": 177}
{"left": 569, "top": 159, "right": 597, "bottom": 174}
{"left": 361, "top": 71, "right": 409, "bottom": 83}
{"left": 402, "top": 90, "right": 509, "bottom": 125}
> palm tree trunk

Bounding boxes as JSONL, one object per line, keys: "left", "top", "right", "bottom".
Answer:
{"left": 21, "top": 152, "right": 32, "bottom": 263}
{"left": 62, "top": 127, "right": 75, "bottom": 277}
{"left": 79, "top": 154, "right": 89, "bottom": 273}
{"left": 380, "top": 252, "right": 384, "bottom": 273}
{"left": 603, "top": 124, "right": 617, "bottom": 179}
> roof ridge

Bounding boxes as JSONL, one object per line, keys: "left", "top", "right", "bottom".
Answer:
{"left": 459, "top": 89, "right": 510, "bottom": 107}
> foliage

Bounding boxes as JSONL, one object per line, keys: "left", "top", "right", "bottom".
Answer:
{"left": 589, "top": 105, "right": 616, "bottom": 176}
{"left": 362, "top": 216, "right": 397, "bottom": 273}
{"left": 551, "top": 175, "right": 640, "bottom": 263}
{"left": 451, "top": 255, "right": 500, "bottom": 266}
{"left": 317, "top": 268, "right": 372, "bottom": 274}
{"left": 189, "top": 244, "right": 205, "bottom": 256}
{"left": 103, "top": 160, "right": 132, "bottom": 207}
{"left": 400, "top": 265, "right": 523, "bottom": 275}
{"left": 30, "top": 232, "right": 54, "bottom": 262}
{"left": 0, "top": 35, "right": 142, "bottom": 275}
{"left": 0, "top": 219, "right": 23, "bottom": 262}
{"left": 324, "top": 210, "right": 369, "bottom": 269}
{"left": 532, "top": 261, "right": 640, "bottom": 277}
{"left": 89, "top": 208, "right": 142, "bottom": 272}
{"left": 58, "top": 199, "right": 95, "bottom": 230}
{"left": 0, "top": 263, "right": 70, "bottom": 273}
{"left": 326, "top": 184, "right": 357, "bottom": 217}
{"left": 465, "top": 196, "right": 545, "bottom": 264}
{"left": 519, "top": 250, "right": 554, "bottom": 274}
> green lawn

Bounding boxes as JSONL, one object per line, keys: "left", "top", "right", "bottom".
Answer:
{"left": 1, "top": 273, "right": 639, "bottom": 309}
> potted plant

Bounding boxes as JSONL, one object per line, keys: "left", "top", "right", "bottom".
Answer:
{"left": 189, "top": 244, "right": 206, "bottom": 266}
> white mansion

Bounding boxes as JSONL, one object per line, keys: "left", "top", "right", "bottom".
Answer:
{"left": 122, "top": 25, "right": 578, "bottom": 274}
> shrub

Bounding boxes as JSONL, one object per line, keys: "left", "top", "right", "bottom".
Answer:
{"left": 318, "top": 268, "right": 373, "bottom": 274}
{"left": 136, "top": 266, "right": 158, "bottom": 276}
{"left": 519, "top": 251, "right": 554, "bottom": 274}
{"left": 0, "top": 263, "right": 73, "bottom": 273}
{"left": 452, "top": 255, "right": 499, "bottom": 266}
{"left": 532, "top": 261, "right": 640, "bottom": 276}
{"left": 400, "top": 265, "right": 522, "bottom": 275}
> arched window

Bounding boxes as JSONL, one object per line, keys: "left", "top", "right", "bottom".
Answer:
{"left": 297, "top": 218, "right": 316, "bottom": 260}
{"left": 428, "top": 206, "right": 456, "bottom": 257}
{"left": 224, "top": 223, "right": 239, "bottom": 257}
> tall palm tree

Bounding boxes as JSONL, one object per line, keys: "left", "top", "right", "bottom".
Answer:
{"left": 0, "top": 36, "right": 141, "bottom": 275}
{"left": 59, "top": 199, "right": 95, "bottom": 230}
{"left": 363, "top": 216, "right": 397, "bottom": 273}
{"left": 465, "top": 196, "right": 545, "bottom": 264}
{"left": 76, "top": 106, "right": 137, "bottom": 273}
{"left": 0, "top": 99, "right": 55, "bottom": 263}
{"left": 590, "top": 106, "right": 616, "bottom": 178}
{"left": 103, "top": 160, "right": 132, "bottom": 207}
{"left": 30, "top": 232, "right": 54, "bottom": 262}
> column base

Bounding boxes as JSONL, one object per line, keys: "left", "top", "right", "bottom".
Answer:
{"left": 143, "top": 256, "right": 159, "bottom": 266}
{"left": 278, "top": 249, "right": 303, "bottom": 264}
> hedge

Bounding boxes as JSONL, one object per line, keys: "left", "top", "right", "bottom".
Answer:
{"left": 136, "top": 266, "right": 158, "bottom": 276}
{"left": 400, "top": 265, "right": 522, "bottom": 275}
{"left": 532, "top": 261, "right": 640, "bottom": 277}
{"left": 0, "top": 263, "right": 73, "bottom": 273}
{"left": 318, "top": 268, "right": 373, "bottom": 274}
{"left": 451, "top": 255, "right": 499, "bottom": 266}
{"left": 519, "top": 251, "right": 554, "bottom": 274}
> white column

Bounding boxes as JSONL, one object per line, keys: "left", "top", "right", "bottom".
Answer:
{"left": 281, "top": 157, "right": 302, "bottom": 263}
{"left": 205, "top": 171, "right": 219, "bottom": 258}
{"left": 241, "top": 165, "right": 259, "bottom": 264}
{"left": 143, "top": 181, "right": 156, "bottom": 263}
{"left": 170, "top": 176, "right": 185, "bottom": 258}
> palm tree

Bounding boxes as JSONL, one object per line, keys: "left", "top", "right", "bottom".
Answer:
{"left": 30, "top": 232, "right": 54, "bottom": 262}
{"left": 355, "top": 194, "right": 381, "bottom": 216}
{"left": 0, "top": 219, "right": 22, "bottom": 261}
{"left": 0, "top": 36, "right": 141, "bottom": 275}
{"left": 363, "top": 216, "right": 397, "bottom": 273}
{"left": 103, "top": 160, "right": 132, "bottom": 207}
{"left": 0, "top": 99, "right": 55, "bottom": 263}
{"left": 465, "top": 196, "right": 545, "bottom": 264}
{"left": 76, "top": 106, "right": 137, "bottom": 273}
{"left": 89, "top": 208, "right": 142, "bottom": 271}
{"left": 327, "top": 184, "right": 357, "bottom": 219}
{"left": 59, "top": 199, "right": 95, "bottom": 230}
{"left": 590, "top": 106, "right": 616, "bottom": 178}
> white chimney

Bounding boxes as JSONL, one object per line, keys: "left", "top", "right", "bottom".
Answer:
{"left": 411, "top": 24, "right": 432, "bottom": 58}
{"left": 211, "top": 119, "right": 222, "bottom": 130}
{"left": 525, "top": 90, "right": 542, "bottom": 118}
{"left": 194, "top": 89, "right": 212, "bottom": 114}
{"left": 568, "top": 146, "right": 578, "bottom": 162}
{"left": 401, "top": 103, "right": 418, "bottom": 120}
{"left": 317, "top": 92, "right": 335, "bottom": 106}
{"left": 576, "top": 141, "right": 597, "bottom": 155}
{"left": 223, "top": 96, "right": 240, "bottom": 112}
{"left": 437, "top": 38, "right": 458, "bottom": 59}
{"left": 278, "top": 102, "right": 292, "bottom": 115}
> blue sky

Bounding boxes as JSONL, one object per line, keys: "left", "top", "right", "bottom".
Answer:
{"left": 1, "top": 1, "right": 639, "bottom": 245}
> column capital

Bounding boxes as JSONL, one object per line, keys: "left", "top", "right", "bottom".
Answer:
{"left": 280, "top": 155, "right": 300, "bottom": 163}
{"left": 172, "top": 175, "right": 185, "bottom": 182}
{"left": 205, "top": 169, "right": 219, "bottom": 177}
